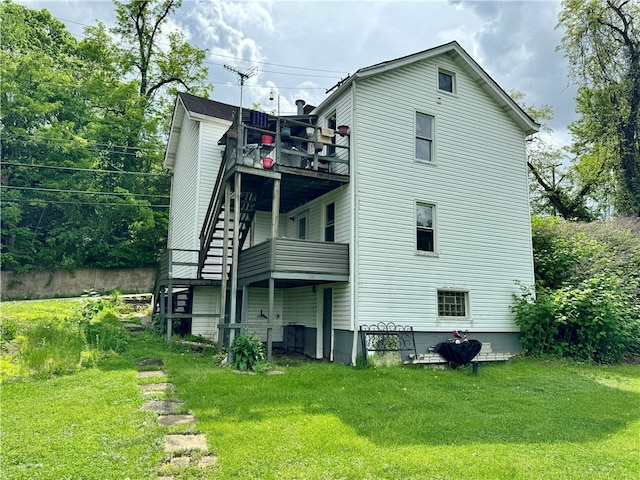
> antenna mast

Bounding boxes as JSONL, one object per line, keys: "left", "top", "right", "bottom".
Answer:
{"left": 224, "top": 65, "right": 258, "bottom": 126}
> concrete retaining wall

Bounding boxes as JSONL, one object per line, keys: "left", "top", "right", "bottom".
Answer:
{"left": 1, "top": 268, "right": 156, "bottom": 300}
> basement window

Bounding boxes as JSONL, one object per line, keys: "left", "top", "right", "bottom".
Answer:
{"left": 437, "top": 290, "right": 468, "bottom": 318}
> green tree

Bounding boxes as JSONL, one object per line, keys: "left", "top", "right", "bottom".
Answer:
{"left": 558, "top": 0, "right": 640, "bottom": 216}
{"left": 513, "top": 91, "right": 599, "bottom": 220}
{"left": 0, "top": 0, "right": 176, "bottom": 271}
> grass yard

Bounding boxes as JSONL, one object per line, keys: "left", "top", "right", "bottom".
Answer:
{"left": 2, "top": 299, "right": 639, "bottom": 479}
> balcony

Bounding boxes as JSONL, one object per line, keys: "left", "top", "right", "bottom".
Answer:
{"left": 225, "top": 116, "right": 350, "bottom": 172}
{"left": 237, "top": 238, "right": 349, "bottom": 287}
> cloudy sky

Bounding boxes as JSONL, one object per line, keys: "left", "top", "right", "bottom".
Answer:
{"left": 18, "top": 0, "right": 577, "bottom": 145}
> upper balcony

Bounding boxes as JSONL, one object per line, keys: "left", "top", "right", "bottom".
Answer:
{"left": 219, "top": 113, "right": 350, "bottom": 211}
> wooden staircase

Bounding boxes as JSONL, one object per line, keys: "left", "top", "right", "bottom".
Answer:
{"left": 199, "top": 190, "right": 258, "bottom": 280}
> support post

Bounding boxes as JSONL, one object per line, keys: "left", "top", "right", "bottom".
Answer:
{"left": 166, "top": 249, "right": 173, "bottom": 343}
{"left": 266, "top": 178, "right": 281, "bottom": 361}
{"left": 228, "top": 173, "right": 242, "bottom": 352}
{"left": 219, "top": 183, "right": 231, "bottom": 351}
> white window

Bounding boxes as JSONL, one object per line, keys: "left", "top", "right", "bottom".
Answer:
{"left": 437, "top": 290, "right": 468, "bottom": 318}
{"left": 416, "top": 203, "right": 435, "bottom": 252}
{"left": 297, "top": 211, "right": 308, "bottom": 240}
{"left": 415, "top": 113, "right": 433, "bottom": 162}
{"left": 324, "top": 203, "right": 335, "bottom": 242}
{"left": 438, "top": 69, "right": 456, "bottom": 94}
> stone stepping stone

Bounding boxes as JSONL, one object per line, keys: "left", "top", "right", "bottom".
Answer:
{"left": 139, "top": 382, "right": 173, "bottom": 394}
{"left": 137, "top": 370, "right": 167, "bottom": 378}
{"left": 168, "top": 457, "right": 190, "bottom": 467}
{"left": 157, "top": 476, "right": 174, "bottom": 480}
{"left": 136, "top": 358, "right": 164, "bottom": 366}
{"left": 140, "top": 400, "right": 184, "bottom": 414}
{"left": 157, "top": 414, "right": 196, "bottom": 427}
{"left": 198, "top": 455, "right": 218, "bottom": 468}
{"left": 123, "top": 323, "right": 146, "bottom": 332}
{"left": 164, "top": 434, "right": 208, "bottom": 453}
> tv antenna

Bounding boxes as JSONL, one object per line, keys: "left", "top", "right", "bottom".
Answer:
{"left": 224, "top": 65, "right": 258, "bottom": 124}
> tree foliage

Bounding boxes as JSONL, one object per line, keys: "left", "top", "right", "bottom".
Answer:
{"left": 514, "top": 91, "right": 601, "bottom": 220}
{"left": 0, "top": 0, "right": 208, "bottom": 272}
{"left": 558, "top": 0, "right": 640, "bottom": 216}
{"left": 513, "top": 216, "right": 640, "bottom": 363}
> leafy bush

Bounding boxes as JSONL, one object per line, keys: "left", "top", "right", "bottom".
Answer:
{"left": 230, "top": 330, "right": 265, "bottom": 371}
{"left": 515, "top": 217, "right": 640, "bottom": 363}
{"left": 85, "top": 308, "right": 129, "bottom": 353}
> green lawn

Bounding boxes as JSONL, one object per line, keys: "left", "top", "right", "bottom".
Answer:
{"left": 2, "top": 301, "right": 639, "bottom": 479}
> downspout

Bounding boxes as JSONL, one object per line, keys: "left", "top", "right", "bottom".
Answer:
{"left": 350, "top": 79, "right": 359, "bottom": 365}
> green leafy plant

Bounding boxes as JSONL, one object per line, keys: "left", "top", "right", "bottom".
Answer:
{"left": 85, "top": 308, "right": 129, "bottom": 353}
{"left": 230, "top": 330, "right": 265, "bottom": 371}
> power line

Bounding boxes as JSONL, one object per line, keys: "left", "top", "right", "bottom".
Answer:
{"left": 1, "top": 162, "right": 170, "bottom": 177}
{"left": 2, "top": 185, "right": 170, "bottom": 199}
{"left": 1, "top": 198, "right": 170, "bottom": 208}
{"left": 3, "top": 133, "right": 160, "bottom": 154}
{"left": 54, "top": 16, "right": 350, "bottom": 76}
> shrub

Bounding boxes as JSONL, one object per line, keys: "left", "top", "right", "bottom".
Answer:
{"left": 515, "top": 217, "right": 640, "bottom": 363}
{"left": 230, "top": 330, "right": 265, "bottom": 371}
{"left": 85, "top": 308, "right": 129, "bottom": 353}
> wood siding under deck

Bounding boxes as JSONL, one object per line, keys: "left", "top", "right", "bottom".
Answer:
{"left": 237, "top": 238, "right": 349, "bottom": 286}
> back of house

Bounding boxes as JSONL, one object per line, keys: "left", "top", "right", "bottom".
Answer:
{"left": 157, "top": 41, "right": 538, "bottom": 363}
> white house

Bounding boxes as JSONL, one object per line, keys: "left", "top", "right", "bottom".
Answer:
{"left": 156, "top": 41, "right": 539, "bottom": 364}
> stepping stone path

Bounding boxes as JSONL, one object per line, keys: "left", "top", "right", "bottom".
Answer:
{"left": 136, "top": 360, "right": 217, "bottom": 478}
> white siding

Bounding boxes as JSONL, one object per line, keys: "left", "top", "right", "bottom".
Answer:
{"left": 244, "top": 287, "right": 284, "bottom": 342}
{"left": 353, "top": 56, "right": 534, "bottom": 333}
{"left": 169, "top": 118, "right": 199, "bottom": 251}
{"left": 282, "top": 287, "right": 317, "bottom": 327}
{"left": 168, "top": 116, "right": 231, "bottom": 278}
{"left": 316, "top": 94, "right": 352, "bottom": 175}
{"left": 168, "top": 119, "right": 200, "bottom": 278}
{"left": 191, "top": 286, "right": 220, "bottom": 340}
{"left": 196, "top": 121, "right": 229, "bottom": 230}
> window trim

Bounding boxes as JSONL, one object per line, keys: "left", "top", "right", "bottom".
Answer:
{"left": 324, "top": 202, "right": 335, "bottom": 242}
{"left": 415, "top": 201, "right": 437, "bottom": 255}
{"left": 436, "top": 289, "right": 470, "bottom": 321}
{"left": 437, "top": 67, "right": 457, "bottom": 95}
{"left": 414, "top": 111, "right": 435, "bottom": 164}
{"left": 297, "top": 211, "right": 309, "bottom": 240}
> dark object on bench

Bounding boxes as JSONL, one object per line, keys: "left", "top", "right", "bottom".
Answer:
{"left": 359, "top": 322, "right": 417, "bottom": 367}
{"left": 434, "top": 339, "right": 482, "bottom": 369}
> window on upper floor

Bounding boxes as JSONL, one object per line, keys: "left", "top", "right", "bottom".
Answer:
{"left": 437, "top": 290, "right": 468, "bottom": 318}
{"left": 327, "top": 111, "right": 337, "bottom": 156}
{"left": 324, "top": 202, "right": 335, "bottom": 242}
{"left": 415, "top": 112, "right": 433, "bottom": 162}
{"left": 438, "top": 69, "right": 456, "bottom": 94}
{"left": 416, "top": 202, "right": 435, "bottom": 253}
{"left": 297, "top": 211, "right": 308, "bottom": 240}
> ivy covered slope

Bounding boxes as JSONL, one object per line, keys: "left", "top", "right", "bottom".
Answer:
{"left": 0, "top": 0, "right": 210, "bottom": 272}
{"left": 514, "top": 216, "right": 640, "bottom": 363}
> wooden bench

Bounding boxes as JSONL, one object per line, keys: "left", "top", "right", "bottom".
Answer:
{"left": 404, "top": 343, "right": 516, "bottom": 375}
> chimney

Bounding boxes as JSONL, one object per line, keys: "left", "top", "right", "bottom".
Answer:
{"left": 295, "top": 99, "right": 306, "bottom": 115}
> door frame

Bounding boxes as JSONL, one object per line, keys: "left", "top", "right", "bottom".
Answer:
{"left": 318, "top": 286, "right": 333, "bottom": 360}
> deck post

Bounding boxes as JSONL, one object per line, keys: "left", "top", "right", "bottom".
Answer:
{"left": 228, "top": 172, "right": 242, "bottom": 353}
{"left": 267, "top": 178, "right": 281, "bottom": 361}
{"left": 219, "top": 183, "right": 231, "bottom": 351}
{"left": 166, "top": 249, "right": 173, "bottom": 343}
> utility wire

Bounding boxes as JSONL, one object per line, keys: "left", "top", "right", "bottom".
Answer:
{"left": 2, "top": 185, "right": 170, "bottom": 199}
{"left": 1, "top": 162, "right": 170, "bottom": 177}
{"left": 3, "top": 133, "right": 160, "bottom": 154}
{"left": 1, "top": 198, "right": 170, "bottom": 208}
{"left": 54, "top": 16, "right": 350, "bottom": 76}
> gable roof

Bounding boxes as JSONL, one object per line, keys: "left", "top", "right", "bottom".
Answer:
{"left": 315, "top": 41, "right": 539, "bottom": 135}
{"left": 177, "top": 92, "right": 237, "bottom": 122}
{"left": 164, "top": 93, "right": 238, "bottom": 169}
